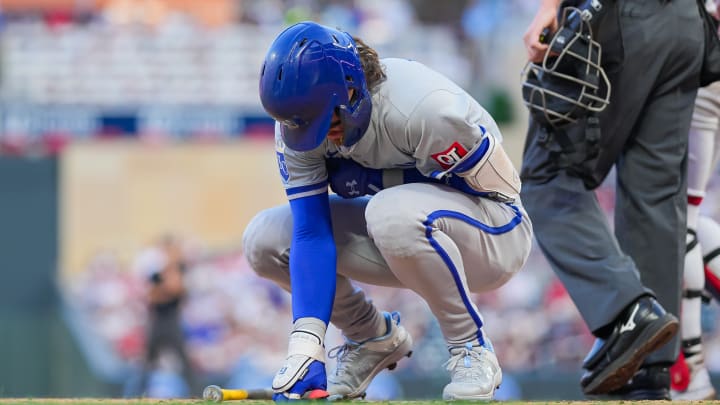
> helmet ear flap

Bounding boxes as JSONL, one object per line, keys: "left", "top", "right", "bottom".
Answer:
{"left": 338, "top": 86, "right": 372, "bottom": 148}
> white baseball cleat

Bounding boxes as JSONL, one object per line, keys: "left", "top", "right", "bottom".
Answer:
{"left": 442, "top": 341, "right": 503, "bottom": 401}
{"left": 327, "top": 311, "right": 413, "bottom": 399}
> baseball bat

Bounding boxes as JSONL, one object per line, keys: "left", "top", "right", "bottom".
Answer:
{"left": 203, "top": 385, "right": 274, "bottom": 401}
{"left": 203, "top": 385, "right": 331, "bottom": 402}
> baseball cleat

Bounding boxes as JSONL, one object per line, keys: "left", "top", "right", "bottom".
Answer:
{"left": 327, "top": 311, "right": 413, "bottom": 399}
{"left": 442, "top": 342, "right": 502, "bottom": 400}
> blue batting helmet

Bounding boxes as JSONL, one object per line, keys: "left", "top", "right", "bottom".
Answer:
{"left": 259, "top": 21, "right": 372, "bottom": 152}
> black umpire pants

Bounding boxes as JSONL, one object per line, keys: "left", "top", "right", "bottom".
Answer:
{"left": 520, "top": 0, "right": 704, "bottom": 365}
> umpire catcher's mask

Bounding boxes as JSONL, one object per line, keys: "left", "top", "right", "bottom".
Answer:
{"left": 521, "top": 6, "right": 611, "bottom": 128}
{"left": 259, "top": 21, "right": 372, "bottom": 152}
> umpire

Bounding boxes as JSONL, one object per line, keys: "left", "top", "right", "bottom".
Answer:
{"left": 521, "top": 0, "right": 705, "bottom": 400}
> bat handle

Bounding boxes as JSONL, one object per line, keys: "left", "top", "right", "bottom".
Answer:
{"left": 240, "top": 389, "right": 274, "bottom": 400}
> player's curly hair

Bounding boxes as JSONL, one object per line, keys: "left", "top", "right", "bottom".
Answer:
{"left": 353, "top": 36, "right": 386, "bottom": 92}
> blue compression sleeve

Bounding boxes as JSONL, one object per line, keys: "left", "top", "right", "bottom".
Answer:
{"left": 288, "top": 192, "right": 336, "bottom": 324}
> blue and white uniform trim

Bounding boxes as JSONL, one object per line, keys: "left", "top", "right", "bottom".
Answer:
{"left": 422, "top": 203, "right": 523, "bottom": 345}
{"left": 286, "top": 180, "right": 328, "bottom": 200}
{"left": 450, "top": 136, "right": 489, "bottom": 174}
{"left": 431, "top": 125, "right": 490, "bottom": 180}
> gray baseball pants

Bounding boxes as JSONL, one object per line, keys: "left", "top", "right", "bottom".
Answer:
{"left": 243, "top": 183, "right": 532, "bottom": 347}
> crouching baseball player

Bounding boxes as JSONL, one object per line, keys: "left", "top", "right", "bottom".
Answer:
{"left": 242, "top": 21, "right": 533, "bottom": 401}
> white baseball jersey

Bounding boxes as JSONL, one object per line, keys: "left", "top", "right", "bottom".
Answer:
{"left": 275, "top": 58, "right": 504, "bottom": 200}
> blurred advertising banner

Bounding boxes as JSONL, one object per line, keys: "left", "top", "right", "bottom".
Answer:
{"left": 59, "top": 139, "right": 285, "bottom": 278}
{"left": 1, "top": 0, "right": 235, "bottom": 27}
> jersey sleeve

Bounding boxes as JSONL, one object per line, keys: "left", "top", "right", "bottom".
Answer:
{"left": 274, "top": 123, "right": 329, "bottom": 200}
{"left": 405, "top": 89, "right": 504, "bottom": 179}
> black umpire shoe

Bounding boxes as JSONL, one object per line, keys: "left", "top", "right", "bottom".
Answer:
{"left": 607, "top": 365, "right": 671, "bottom": 400}
{"left": 587, "top": 365, "right": 671, "bottom": 400}
{"left": 579, "top": 296, "right": 678, "bottom": 395}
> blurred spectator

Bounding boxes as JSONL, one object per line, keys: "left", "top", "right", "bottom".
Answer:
{"left": 133, "top": 235, "right": 196, "bottom": 398}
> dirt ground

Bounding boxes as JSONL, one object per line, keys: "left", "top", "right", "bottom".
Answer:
{"left": 0, "top": 400, "right": 678, "bottom": 403}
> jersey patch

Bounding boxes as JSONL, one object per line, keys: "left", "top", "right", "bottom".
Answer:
{"left": 431, "top": 142, "right": 468, "bottom": 170}
{"left": 276, "top": 151, "right": 290, "bottom": 183}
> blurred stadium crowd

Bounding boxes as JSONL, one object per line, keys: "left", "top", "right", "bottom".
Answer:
{"left": 3, "top": 0, "right": 720, "bottom": 400}
{"left": 0, "top": 0, "right": 533, "bottom": 153}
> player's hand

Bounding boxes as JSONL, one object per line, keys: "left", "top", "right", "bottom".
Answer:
{"left": 326, "top": 157, "right": 383, "bottom": 198}
{"left": 273, "top": 360, "right": 329, "bottom": 402}
{"left": 523, "top": 1, "right": 560, "bottom": 62}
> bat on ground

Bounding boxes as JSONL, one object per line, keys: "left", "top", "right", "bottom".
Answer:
{"left": 202, "top": 385, "right": 332, "bottom": 402}
{"left": 203, "top": 385, "right": 274, "bottom": 401}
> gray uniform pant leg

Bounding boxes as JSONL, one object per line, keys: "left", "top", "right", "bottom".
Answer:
{"left": 612, "top": 50, "right": 698, "bottom": 367}
{"left": 242, "top": 196, "right": 399, "bottom": 342}
{"left": 613, "top": 109, "right": 690, "bottom": 364}
{"left": 520, "top": 137, "right": 648, "bottom": 331}
{"left": 245, "top": 186, "right": 532, "bottom": 347}
{"left": 365, "top": 183, "right": 532, "bottom": 346}
{"left": 605, "top": 0, "right": 701, "bottom": 364}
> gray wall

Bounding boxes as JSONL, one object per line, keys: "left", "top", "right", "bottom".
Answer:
{"left": 0, "top": 157, "right": 112, "bottom": 397}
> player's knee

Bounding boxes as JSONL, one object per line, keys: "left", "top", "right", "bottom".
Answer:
{"left": 242, "top": 207, "right": 289, "bottom": 278}
{"left": 242, "top": 211, "right": 271, "bottom": 277}
{"left": 365, "top": 191, "right": 424, "bottom": 257}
